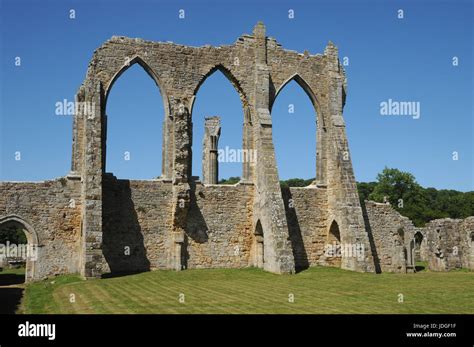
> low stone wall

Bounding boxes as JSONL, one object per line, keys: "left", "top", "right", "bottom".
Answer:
{"left": 185, "top": 182, "right": 254, "bottom": 269}
{"left": 0, "top": 177, "right": 82, "bottom": 281}
{"left": 1, "top": 175, "right": 472, "bottom": 280}
{"left": 102, "top": 176, "right": 255, "bottom": 272}
{"left": 102, "top": 175, "right": 174, "bottom": 273}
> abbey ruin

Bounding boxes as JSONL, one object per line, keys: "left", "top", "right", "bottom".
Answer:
{"left": 1, "top": 23, "right": 473, "bottom": 282}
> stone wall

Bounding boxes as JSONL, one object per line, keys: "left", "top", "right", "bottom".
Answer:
{"left": 101, "top": 175, "right": 255, "bottom": 272}
{"left": 102, "top": 175, "right": 174, "bottom": 273}
{"left": 424, "top": 218, "right": 474, "bottom": 271}
{"left": 0, "top": 178, "right": 82, "bottom": 281}
{"left": 363, "top": 201, "right": 473, "bottom": 273}
{"left": 281, "top": 186, "right": 328, "bottom": 271}
{"left": 185, "top": 182, "right": 254, "bottom": 269}
{"left": 363, "top": 201, "right": 418, "bottom": 273}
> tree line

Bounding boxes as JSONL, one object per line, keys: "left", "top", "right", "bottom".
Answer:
{"left": 212, "top": 169, "right": 474, "bottom": 227}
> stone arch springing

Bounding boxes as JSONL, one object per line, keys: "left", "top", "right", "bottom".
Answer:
{"left": 104, "top": 55, "right": 169, "bottom": 110}
{"left": 102, "top": 55, "right": 171, "bottom": 178}
{"left": 190, "top": 64, "right": 248, "bottom": 113}
{"left": 190, "top": 64, "right": 251, "bottom": 183}
{"left": 0, "top": 215, "right": 39, "bottom": 283}
{"left": 102, "top": 56, "right": 168, "bottom": 179}
{"left": 270, "top": 73, "right": 326, "bottom": 185}
{"left": 271, "top": 73, "right": 321, "bottom": 117}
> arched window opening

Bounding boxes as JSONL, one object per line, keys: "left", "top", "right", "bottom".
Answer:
{"left": 105, "top": 63, "right": 164, "bottom": 179}
{"left": 192, "top": 68, "right": 245, "bottom": 185}
{"left": 271, "top": 78, "right": 318, "bottom": 185}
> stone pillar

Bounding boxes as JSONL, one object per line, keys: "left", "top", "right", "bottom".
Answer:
{"left": 242, "top": 106, "right": 253, "bottom": 182}
{"left": 202, "top": 116, "right": 221, "bottom": 185}
{"left": 252, "top": 22, "right": 295, "bottom": 274}
{"left": 315, "top": 123, "right": 328, "bottom": 186}
{"left": 168, "top": 99, "right": 192, "bottom": 271}
{"left": 70, "top": 87, "right": 85, "bottom": 175}
{"left": 80, "top": 79, "right": 109, "bottom": 278}
{"left": 324, "top": 42, "right": 374, "bottom": 272}
{"left": 162, "top": 111, "right": 174, "bottom": 180}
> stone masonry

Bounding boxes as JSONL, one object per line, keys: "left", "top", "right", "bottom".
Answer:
{"left": 0, "top": 23, "right": 471, "bottom": 281}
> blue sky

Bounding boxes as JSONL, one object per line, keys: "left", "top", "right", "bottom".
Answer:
{"left": 1, "top": 0, "right": 472, "bottom": 191}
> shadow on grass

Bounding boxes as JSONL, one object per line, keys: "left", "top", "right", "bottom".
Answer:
{"left": 0, "top": 274, "right": 25, "bottom": 286}
{"left": 101, "top": 270, "right": 149, "bottom": 279}
{"left": 0, "top": 274, "right": 25, "bottom": 314}
{"left": 415, "top": 265, "right": 426, "bottom": 272}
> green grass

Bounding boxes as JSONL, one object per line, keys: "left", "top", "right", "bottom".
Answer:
{"left": 20, "top": 267, "right": 474, "bottom": 314}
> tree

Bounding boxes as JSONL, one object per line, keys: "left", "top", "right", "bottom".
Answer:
{"left": 357, "top": 181, "right": 377, "bottom": 205}
{"left": 0, "top": 225, "right": 27, "bottom": 244}
{"left": 368, "top": 168, "right": 429, "bottom": 226}
{"left": 365, "top": 167, "right": 474, "bottom": 226}
{"left": 219, "top": 176, "right": 240, "bottom": 185}
{"left": 280, "top": 178, "right": 314, "bottom": 188}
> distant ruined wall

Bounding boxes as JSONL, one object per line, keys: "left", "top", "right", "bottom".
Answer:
{"left": 424, "top": 217, "right": 474, "bottom": 271}
{"left": 363, "top": 201, "right": 473, "bottom": 273}
{"left": 363, "top": 201, "right": 418, "bottom": 273}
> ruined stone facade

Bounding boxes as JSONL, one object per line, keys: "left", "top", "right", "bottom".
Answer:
{"left": 424, "top": 218, "right": 474, "bottom": 271}
{"left": 0, "top": 23, "right": 472, "bottom": 281}
{"left": 363, "top": 202, "right": 473, "bottom": 273}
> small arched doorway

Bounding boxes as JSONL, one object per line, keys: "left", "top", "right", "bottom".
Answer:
{"left": 0, "top": 216, "right": 38, "bottom": 283}
{"left": 326, "top": 220, "right": 341, "bottom": 267}
{"left": 414, "top": 231, "right": 424, "bottom": 262}
{"left": 253, "top": 220, "right": 264, "bottom": 269}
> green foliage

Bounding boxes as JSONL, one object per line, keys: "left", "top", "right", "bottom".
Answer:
{"left": 0, "top": 225, "right": 27, "bottom": 244}
{"left": 280, "top": 178, "right": 314, "bottom": 188}
{"left": 358, "top": 167, "right": 474, "bottom": 227}
{"left": 357, "top": 181, "right": 377, "bottom": 205}
{"left": 219, "top": 176, "right": 240, "bottom": 185}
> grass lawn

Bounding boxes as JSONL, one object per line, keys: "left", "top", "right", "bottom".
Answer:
{"left": 20, "top": 266, "right": 474, "bottom": 314}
